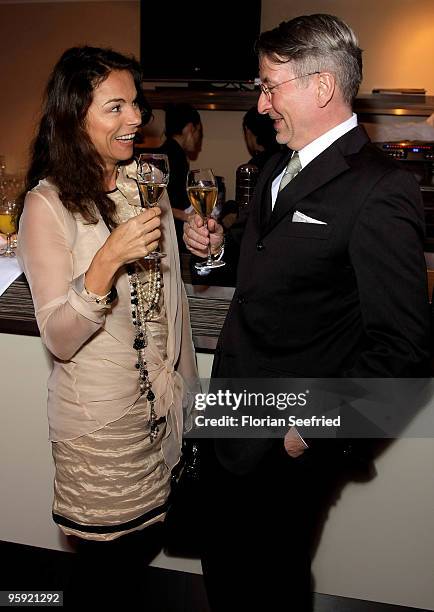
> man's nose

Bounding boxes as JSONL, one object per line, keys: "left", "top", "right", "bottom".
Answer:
{"left": 257, "top": 91, "right": 271, "bottom": 115}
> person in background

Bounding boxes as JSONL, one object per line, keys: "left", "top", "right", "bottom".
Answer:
{"left": 216, "top": 107, "right": 284, "bottom": 230}
{"left": 184, "top": 14, "right": 430, "bottom": 611}
{"left": 159, "top": 103, "right": 203, "bottom": 250}
{"left": 242, "top": 105, "right": 283, "bottom": 171}
{"left": 16, "top": 46, "right": 197, "bottom": 606}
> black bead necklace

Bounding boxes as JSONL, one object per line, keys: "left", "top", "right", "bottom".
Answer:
{"left": 127, "top": 259, "right": 162, "bottom": 441}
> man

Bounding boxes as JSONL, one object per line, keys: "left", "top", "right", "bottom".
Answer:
{"left": 184, "top": 14, "right": 430, "bottom": 611}
{"left": 159, "top": 103, "right": 203, "bottom": 250}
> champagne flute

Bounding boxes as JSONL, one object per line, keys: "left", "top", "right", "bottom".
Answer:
{"left": 187, "top": 168, "right": 225, "bottom": 270}
{"left": 136, "top": 153, "right": 170, "bottom": 259}
{"left": 0, "top": 199, "right": 17, "bottom": 257}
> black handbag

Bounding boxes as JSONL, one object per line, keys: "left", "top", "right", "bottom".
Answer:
{"left": 164, "top": 440, "right": 202, "bottom": 558}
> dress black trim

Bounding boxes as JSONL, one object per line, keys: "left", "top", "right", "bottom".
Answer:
{"left": 52, "top": 501, "right": 169, "bottom": 534}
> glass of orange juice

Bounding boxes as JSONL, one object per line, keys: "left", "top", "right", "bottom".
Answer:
{"left": 0, "top": 199, "right": 17, "bottom": 257}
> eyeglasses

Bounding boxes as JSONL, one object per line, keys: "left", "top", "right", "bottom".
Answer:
{"left": 259, "top": 71, "right": 320, "bottom": 99}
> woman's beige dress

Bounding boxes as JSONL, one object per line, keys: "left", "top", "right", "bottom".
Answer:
{"left": 18, "top": 161, "right": 198, "bottom": 541}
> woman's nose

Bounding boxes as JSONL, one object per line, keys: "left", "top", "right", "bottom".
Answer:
{"left": 128, "top": 105, "right": 142, "bottom": 126}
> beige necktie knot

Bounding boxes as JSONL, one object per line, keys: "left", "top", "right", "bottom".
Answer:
{"left": 279, "top": 152, "right": 301, "bottom": 192}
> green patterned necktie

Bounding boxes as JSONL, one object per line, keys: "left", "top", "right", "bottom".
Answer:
{"left": 278, "top": 152, "right": 301, "bottom": 191}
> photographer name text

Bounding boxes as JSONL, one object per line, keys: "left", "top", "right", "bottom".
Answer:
{"left": 194, "top": 415, "right": 341, "bottom": 428}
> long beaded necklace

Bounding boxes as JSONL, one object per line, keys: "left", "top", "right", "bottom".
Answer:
{"left": 110, "top": 165, "right": 163, "bottom": 442}
{"left": 127, "top": 259, "right": 162, "bottom": 441}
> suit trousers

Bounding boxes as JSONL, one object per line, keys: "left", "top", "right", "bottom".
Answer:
{"left": 200, "top": 440, "right": 341, "bottom": 612}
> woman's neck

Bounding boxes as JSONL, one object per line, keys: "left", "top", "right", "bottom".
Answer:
{"left": 105, "top": 164, "right": 118, "bottom": 191}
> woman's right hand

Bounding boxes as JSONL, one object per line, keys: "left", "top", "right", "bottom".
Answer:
{"left": 84, "top": 207, "right": 161, "bottom": 296}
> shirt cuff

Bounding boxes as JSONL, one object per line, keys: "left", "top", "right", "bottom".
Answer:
{"left": 212, "top": 234, "right": 225, "bottom": 260}
{"left": 68, "top": 274, "right": 114, "bottom": 324}
{"left": 213, "top": 243, "right": 225, "bottom": 261}
{"left": 293, "top": 427, "right": 309, "bottom": 449}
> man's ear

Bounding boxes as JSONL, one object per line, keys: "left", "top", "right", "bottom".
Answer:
{"left": 182, "top": 122, "right": 195, "bottom": 138}
{"left": 316, "top": 72, "right": 335, "bottom": 107}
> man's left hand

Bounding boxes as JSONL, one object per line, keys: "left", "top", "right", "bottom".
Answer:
{"left": 284, "top": 427, "right": 307, "bottom": 458}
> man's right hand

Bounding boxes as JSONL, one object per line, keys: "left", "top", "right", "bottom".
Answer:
{"left": 183, "top": 214, "right": 224, "bottom": 258}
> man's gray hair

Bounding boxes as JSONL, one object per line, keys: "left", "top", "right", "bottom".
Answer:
{"left": 256, "top": 14, "right": 363, "bottom": 105}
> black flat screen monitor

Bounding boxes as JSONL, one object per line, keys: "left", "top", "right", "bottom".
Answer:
{"left": 140, "top": 0, "right": 261, "bottom": 84}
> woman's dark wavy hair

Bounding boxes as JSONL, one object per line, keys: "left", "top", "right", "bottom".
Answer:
{"left": 16, "top": 46, "right": 152, "bottom": 229}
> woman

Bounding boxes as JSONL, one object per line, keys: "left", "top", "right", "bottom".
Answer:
{"left": 16, "top": 46, "right": 197, "bottom": 604}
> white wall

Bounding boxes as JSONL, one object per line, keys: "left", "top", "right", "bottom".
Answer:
{"left": 1, "top": 335, "right": 433, "bottom": 609}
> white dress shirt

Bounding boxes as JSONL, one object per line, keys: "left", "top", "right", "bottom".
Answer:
{"left": 271, "top": 113, "right": 358, "bottom": 209}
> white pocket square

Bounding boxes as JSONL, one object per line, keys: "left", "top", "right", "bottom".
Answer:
{"left": 292, "top": 210, "right": 327, "bottom": 224}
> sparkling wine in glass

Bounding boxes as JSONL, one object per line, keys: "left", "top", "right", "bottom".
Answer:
{"left": 0, "top": 199, "right": 17, "bottom": 257}
{"left": 136, "top": 153, "right": 170, "bottom": 260}
{"left": 187, "top": 168, "right": 225, "bottom": 270}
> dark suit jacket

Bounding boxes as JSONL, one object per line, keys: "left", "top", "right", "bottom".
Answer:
{"left": 212, "top": 125, "right": 431, "bottom": 473}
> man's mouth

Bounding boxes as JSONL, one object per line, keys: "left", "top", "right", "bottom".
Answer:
{"left": 272, "top": 118, "right": 283, "bottom": 130}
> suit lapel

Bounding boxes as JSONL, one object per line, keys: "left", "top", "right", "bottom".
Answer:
{"left": 253, "top": 150, "right": 291, "bottom": 229}
{"left": 263, "top": 125, "right": 370, "bottom": 237}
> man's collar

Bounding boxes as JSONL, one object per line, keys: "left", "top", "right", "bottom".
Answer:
{"left": 298, "top": 113, "right": 358, "bottom": 169}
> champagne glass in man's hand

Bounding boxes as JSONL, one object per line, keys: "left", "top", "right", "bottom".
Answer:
{"left": 187, "top": 168, "right": 225, "bottom": 270}
{"left": 137, "top": 153, "right": 169, "bottom": 259}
